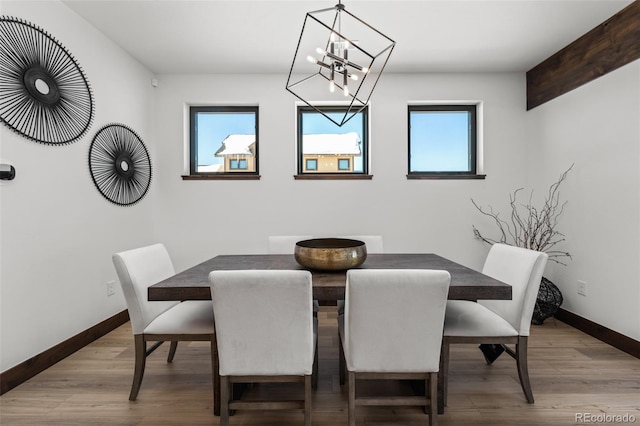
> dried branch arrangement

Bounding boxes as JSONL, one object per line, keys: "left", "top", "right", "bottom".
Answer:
{"left": 472, "top": 165, "right": 573, "bottom": 265}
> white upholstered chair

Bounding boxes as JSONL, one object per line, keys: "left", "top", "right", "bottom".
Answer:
{"left": 336, "top": 235, "right": 384, "bottom": 315}
{"left": 267, "top": 235, "right": 320, "bottom": 314}
{"left": 112, "top": 244, "right": 219, "bottom": 414}
{"left": 267, "top": 235, "right": 313, "bottom": 254}
{"left": 338, "top": 269, "right": 450, "bottom": 426}
{"left": 439, "top": 244, "right": 548, "bottom": 413}
{"left": 209, "top": 270, "right": 317, "bottom": 426}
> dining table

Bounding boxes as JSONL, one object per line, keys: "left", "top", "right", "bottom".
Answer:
{"left": 148, "top": 252, "right": 512, "bottom": 417}
{"left": 148, "top": 253, "right": 511, "bottom": 302}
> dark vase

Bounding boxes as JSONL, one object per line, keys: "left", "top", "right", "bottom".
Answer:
{"left": 532, "top": 277, "right": 563, "bottom": 325}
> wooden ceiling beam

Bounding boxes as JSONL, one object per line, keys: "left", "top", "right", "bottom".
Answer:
{"left": 526, "top": 1, "right": 640, "bottom": 110}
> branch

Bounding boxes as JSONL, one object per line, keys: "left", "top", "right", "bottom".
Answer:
{"left": 470, "top": 164, "right": 574, "bottom": 263}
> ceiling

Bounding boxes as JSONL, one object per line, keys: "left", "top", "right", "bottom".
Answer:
{"left": 60, "top": 0, "right": 633, "bottom": 75}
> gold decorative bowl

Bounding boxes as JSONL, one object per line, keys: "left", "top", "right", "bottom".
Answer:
{"left": 294, "top": 238, "right": 367, "bottom": 271}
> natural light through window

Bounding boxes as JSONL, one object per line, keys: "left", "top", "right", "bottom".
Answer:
{"left": 189, "top": 106, "right": 258, "bottom": 175}
{"left": 297, "top": 106, "right": 368, "bottom": 175}
{"left": 408, "top": 104, "right": 479, "bottom": 178}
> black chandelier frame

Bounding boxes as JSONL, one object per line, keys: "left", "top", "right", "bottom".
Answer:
{"left": 286, "top": 1, "right": 395, "bottom": 126}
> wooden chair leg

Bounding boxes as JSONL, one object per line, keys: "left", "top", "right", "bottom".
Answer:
{"left": 437, "top": 338, "right": 449, "bottom": 414}
{"left": 305, "top": 375, "right": 312, "bottom": 426}
{"left": 339, "top": 336, "right": 346, "bottom": 386}
{"left": 515, "top": 336, "right": 534, "bottom": 403}
{"left": 429, "top": 372, "right": 438, "bottom": 426}
{"left": 220, "top": 376, "right": 230, "bottom": 426}
{"left": 167, "top": 341, "right": 178, "bottom": 363}
{"left": 211, "top": 339, "right": 221, "bottom": 416}
{"left": 348, "top": 371, "right": 356, "bottom": 426}
{"left": 130, "top": 335, "right": 146, "bottom": 401}
{"left": 312, "top": 339, "right": 319, "bottom": 389}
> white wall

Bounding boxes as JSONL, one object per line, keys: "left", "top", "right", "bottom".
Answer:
{"left": 0, "top": 1, "right": 156, "bottom": 372}
{"left": 4, "top": 1, "right": 636, "bottom": 376}
{"left": 151, "top": 72, "right": 528, "bottom": 274}
{"left": 526, "top": 60, "right": 640, "bottom": 341}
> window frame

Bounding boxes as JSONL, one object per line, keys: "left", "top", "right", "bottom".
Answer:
{"left": 407, "top": 104, "right": 485, "bottom": 180}
{"left": 230, "top": 159, "right": 248, "bottom": 170}
{"left": 295, "top": 105, "right": 371, "bottom": 180}
{"left": 185, "top": 105, "right": 260, "bottom": 180}
{"left": 337, "top": 158, "right": 351, "bottom": 171}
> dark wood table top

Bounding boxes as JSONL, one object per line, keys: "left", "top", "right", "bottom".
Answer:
{"left": 148, "top": 253, "right": 511, "bottom": 302}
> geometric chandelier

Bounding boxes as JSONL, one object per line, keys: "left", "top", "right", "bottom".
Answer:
{"left": 286, "top": 1, "right": 395, "bottom": 127}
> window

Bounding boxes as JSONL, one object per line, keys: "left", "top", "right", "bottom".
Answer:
{"left": 408, "top": 105, "right": 483, "bottom": 179}
{"left": 296, "top": 106, "right": 369, "bottom": 178}
{"left": 188, "top": 106, "right": 258, "bottom": 178}
{"left": 305, "top": 159, "right": 318, "bottom": 171}
{"left": 338, "top": 158, "right": 351, "bottom": 171}
{"left": 230, "top": 159, "right": 248, "bottom": 170}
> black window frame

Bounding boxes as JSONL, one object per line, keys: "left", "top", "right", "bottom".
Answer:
{"left": 186, "top": 105, "right": 259, "bottom": 180}
{"left": 407, "top": 104, "right": 484, "bottom": 180}
{"left": 295, "top": 105, "right": 370, "bottom": 179}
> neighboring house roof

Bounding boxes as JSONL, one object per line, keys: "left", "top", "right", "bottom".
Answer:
{"left": 302, "top": 132, "right": 361, "bottom": 155}
{"left": 215, "top": 134, "right": 255, "bottom": 156}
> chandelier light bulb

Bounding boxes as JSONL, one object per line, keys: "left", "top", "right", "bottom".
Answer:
{"left": 307, "top": 55, "right": 316, "bottom": 63}
{"left": 329, "top": 80, "right": 335, "bottom": 92}
{"left": 343, "top": 85, "right": 349, "bottom": 96}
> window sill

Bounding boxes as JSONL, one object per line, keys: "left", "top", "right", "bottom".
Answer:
{"left": 182, "top": 174, "right": 261, "bottom": 180}
{"left": 406, "top": 174, "right": 486, "bottom": 180}
{"left": 294, "top": 174, "right": 373, "bottom": 180}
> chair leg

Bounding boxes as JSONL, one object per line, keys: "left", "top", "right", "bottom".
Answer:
{"left": 348, "top": 371, "right": 356, "bottom": 426}
{"left": 305, "top": 375, "right": 312, "bottom": 426}
{"left": 339, "top": 335, "right": 346, "bottom": 386}
{"left": 438, "top": 338, "right": 449, "bottom": 414}
{"left": 515, "top": 336, "right": 534, "bottom": 403}
{"left": 312, "top": 339, "right": 319, "bottom": 390}
{"left": 429, "top": 372, "right": 438, "bottom": 426}
{"left": 130, "top": 335, "right": 146, "bottom": 401}
{"left": 167, "top": 341, "right": 178, "bottom": 363}
{"left": 220, "top": 376, "right": 230, "bottom": 426}
{"left": 211, "top": 339, "right": 221, "bottom": 416}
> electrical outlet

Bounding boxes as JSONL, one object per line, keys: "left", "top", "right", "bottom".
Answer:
{"left": 577, "top": 280, "right": 587, "bottom": 296}
{"left": 107, "top": 280, "right": 116, "bottom": 297}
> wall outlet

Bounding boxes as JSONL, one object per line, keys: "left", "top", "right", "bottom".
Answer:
{"left": 107, "top": 280, "right": 116, "bottom": 297}
{"left": 577, "top": 280, "right": 587, "bottom": 296}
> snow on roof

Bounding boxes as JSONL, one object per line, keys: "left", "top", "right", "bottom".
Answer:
{"left": 215, "top": 134, "right": 255, "bottom": 156}
{"left": 197, "top": 164, "right": 223, "bottom": 172}
{"left": 302, "top": 132, "right": 361, "bottom": 155}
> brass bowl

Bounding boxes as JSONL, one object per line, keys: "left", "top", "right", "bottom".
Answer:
{"left": 294, "top": 238, "right": 367, "bottom": 271}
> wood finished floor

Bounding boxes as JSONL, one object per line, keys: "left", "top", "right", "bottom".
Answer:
{"left": 1, "top": 307, "right": 639, "bottom": 425}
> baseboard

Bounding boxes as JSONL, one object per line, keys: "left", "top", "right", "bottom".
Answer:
{"left": 555, "top": 308, "right": 640, "bottom": 359}
{"left": 0, "top": 310, "right": 129, "bottom": 395}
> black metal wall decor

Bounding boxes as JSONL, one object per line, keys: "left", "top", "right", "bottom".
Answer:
{"left": 0, "top": 16, "right": 94, "bottom": 145}
{"left": 89, "top": 124, "right": 152, "bottom": 206}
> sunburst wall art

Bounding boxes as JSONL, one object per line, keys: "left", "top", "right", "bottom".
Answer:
{"left": 89, "top": 124, "right": 152, "bottom": 206}
{"left": 0, "top": 16, "right": 94, "bottom": 145}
